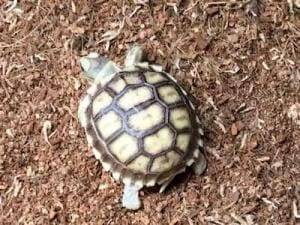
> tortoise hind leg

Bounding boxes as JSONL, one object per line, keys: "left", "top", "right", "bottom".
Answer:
{"left": 159, "top": 168, "right": 186, "bottom": 193}
{"left": 192, "top": 151, "right": 207, "bottom": 176}
{"left": 122, "top": 183, "right": 142, "bottom": 210}
{"left": 159, "top": 152, "right": 206, "bottom": 194}
{"left": 159, "top": 175, "right": 176, "bottom": 193}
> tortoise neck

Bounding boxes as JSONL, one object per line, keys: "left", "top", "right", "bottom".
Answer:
{"left": 94, "top": 71, "right": 117, "bottom": 85}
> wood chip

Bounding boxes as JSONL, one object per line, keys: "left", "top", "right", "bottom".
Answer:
{"left": 42, "top": 120, "right": 52, "bottom": 146}
{"left": 256, "top": 156, "right": 270, "bottom": 162}
{"left": 248, "top": 139, "right": 258, "bottom": 150}
{"left": 231, "top": 123, "right": 238, "bottom": 136}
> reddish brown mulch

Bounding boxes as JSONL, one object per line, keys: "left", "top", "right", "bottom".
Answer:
{"left": 0, "top": 1, "right": 299, "bottom": 225}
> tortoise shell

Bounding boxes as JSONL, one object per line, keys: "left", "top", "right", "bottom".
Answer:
{"left": 79, "top": 70, "right": 203, "bottom": 187}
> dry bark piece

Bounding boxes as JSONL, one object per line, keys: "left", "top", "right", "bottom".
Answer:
{"left": 236, "top": 121, "right": 245, "bottom": 131}
{"left": 205, "top": 7, "right": 219, "bottom": 16}
{"left": 227, "top": 34, "right": 239, "bottom": 43}
{"left": 196, "top": 36, "right": 212, "bottom": 51}
{"left": 231, "top": 123, "right": 238, "bottom": 136}
{"left": 49, "top": 209, "right": 57, "bottom": 221}
{"left": 245, "top": 0, "right": 260, "bottom": 16}
{"left": 224, "top": 190, "right": 240, "bottom": 209}
{"left": 248, "top": 139, "right": 258, "bottom": 150}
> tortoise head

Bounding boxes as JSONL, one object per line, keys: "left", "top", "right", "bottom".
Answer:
{"left": 80, "top": 52, "right": 120, "bottom": 84}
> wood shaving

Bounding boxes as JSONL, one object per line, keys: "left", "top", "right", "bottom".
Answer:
{"left": 6, "top": 175, "right": 22, "bottom": 198}
{"left": 3, "top": 0, "right": 18, "bottom": 13}
{"left": 262, "top": 198, "right": 278, "bottom": 209}
{"left": 71, "top": 1, "right": 76, "bottom": 13}
{"left": 288, "top": 103, "right": 300, "bottom": 126}
{"left": 42, "top": 120, "right": 52, "bottom": 146}
{"left": 231, "top": 213, "right": 248, "bottom": 225}
{"left": 214, "top": 116, "right": 227, "bottom": 134}
{"left": 262, "top": 61, "right": 270, "bottom": 71}
{"left": 240, "top": 133, "right": 248, "bottom": 149}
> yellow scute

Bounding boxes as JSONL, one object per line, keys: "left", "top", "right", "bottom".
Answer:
{"left": 176, "top": 134, "right": 191, "bottom": 152}
{"left": 144, "top": 127, "right": 174, "bottom": 154}
{"left": 158, "top": 85, "right": 181, "bottom": 104}
{"left": 109, "top": 133, "right": 138, "bottom": 163}
{"left": 128, "top": 104, "right": 164, "bottom": 131}
{"left": 150, "top": 151, "right": 181, "bottom": 173}
{"left": 108, "top": 78, "right": 126, "bottom": 93}
{"left": 92, "top": 91, "right": 113, "bottom": 116}
{"left": 96, "top": 111, "right": 122, "bottom": 139}
{"left": 118, "top": 87, "right": 152, "bottom": 111}
{"left": 124, "top": 73, "right": 142, "bottom": 84}
{"left": 127, "top": 155, "right": 150, "bottom": 173}
{"left": 170, "top": 108, "right": 191, "bottom": 129}
{"left": 144, "top": 71, "right": 166, "bottom": 84}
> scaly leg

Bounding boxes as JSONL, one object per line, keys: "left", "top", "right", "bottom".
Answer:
{"left": 122, "top": 183, "right": 142, "bottom": 210}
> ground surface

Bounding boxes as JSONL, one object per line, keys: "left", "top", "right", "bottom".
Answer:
{"left": 0, "top": 1, "right": 299, "bottom": 225}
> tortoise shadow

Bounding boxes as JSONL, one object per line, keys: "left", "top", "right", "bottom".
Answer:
{"left": 143, "top": 167, "right": 195, "bottom": 195}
